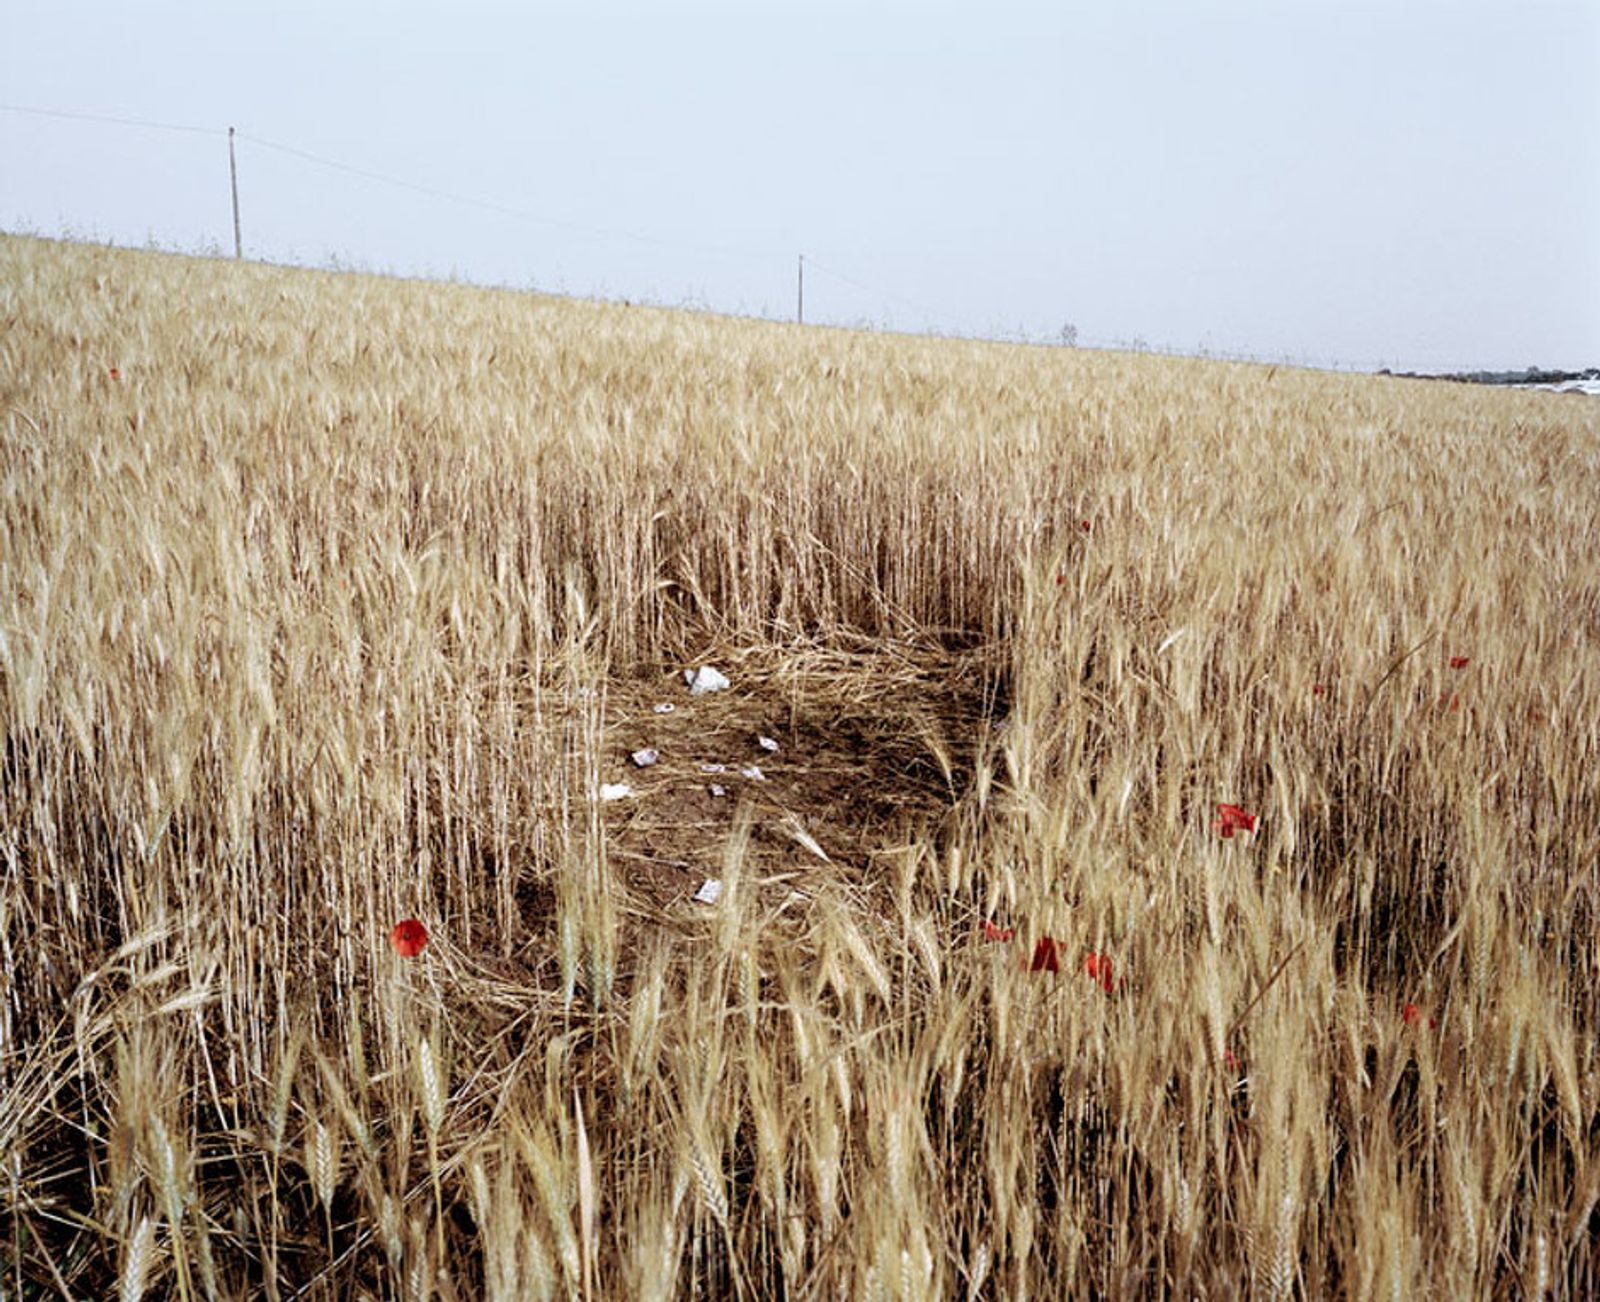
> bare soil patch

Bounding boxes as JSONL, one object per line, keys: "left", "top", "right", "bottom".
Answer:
{"left": 591, "top": 643, "right": 1006, "bottom": 914}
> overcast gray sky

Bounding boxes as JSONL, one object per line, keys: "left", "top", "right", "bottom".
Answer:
{"left": 3, "top": 0, "right": 1596, "bottom": 371}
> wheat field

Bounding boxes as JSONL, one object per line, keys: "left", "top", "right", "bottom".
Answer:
{"left": 2, "top": 232, "right": 1598, "bottom": 1298}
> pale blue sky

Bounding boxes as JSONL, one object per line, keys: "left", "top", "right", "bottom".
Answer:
{"left": 3, "top": 0, "right": 1596, "bottom": 370}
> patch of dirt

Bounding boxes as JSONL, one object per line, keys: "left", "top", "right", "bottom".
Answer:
{"left": 592, "top": 643, "right": 1007, "bottom": 916}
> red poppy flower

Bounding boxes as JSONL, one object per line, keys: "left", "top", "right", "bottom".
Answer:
{"left": 982, "top": 919, "right": 1015, "bottom": 943}
{"left": 1215, "top": 803, "right": 1258, "bottom": 839}
{"left": 1402, "top": 1003, "right": 1437, "bottom": 1030}
{"left": 1448, "top": 656, "right": 1470, "bottom": 670}
{"left": 389, "top": 918, "right": 429, "bottom": 957}
{"left": 1310, "top": 683, "right": 1326, "bottom": 697}
{"left": 1083, "top": 951, "right": 1114, "bottom": 992}
{"left": 1055, "top": 572, "right": 1066, "bottom": 586}
{"left": 1439, "top": 692, "right": 1461, "bottom": 712}
{"left": 109, "top": 367, "right": 120, "bottom": 381}
{"left": 1029, "top": 936, "right": 1062, "bottom": 973}
{"left": 1080, "top": 520, "right": 1092, "bottom": 533}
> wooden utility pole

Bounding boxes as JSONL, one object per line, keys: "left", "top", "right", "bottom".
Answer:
{"left": 228, "top": 127, "right": 242, "bottom": 258}
{"left": 797, "top": 253, "right": 804, "bottom": 325}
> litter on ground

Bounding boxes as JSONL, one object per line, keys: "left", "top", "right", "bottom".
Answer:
{"left": 630, "top": 748, "right": 660, "bottom": 768}
{"left": 579, "top": 644, "right": 995, "bottom": 919}
{"left": 693, "top": 879, "right": 724, "bottom": 905}
{"left": 757, "top": 735, "right": 780, "bottom": 752}
{"left": 598, "top": 783, "right": 634, "bottom": 801}
{"left": 685, "top": 665, "right": 730, "bottom": 695}
{"left": 653, "top": 703, "right": 676, "bottom": 714}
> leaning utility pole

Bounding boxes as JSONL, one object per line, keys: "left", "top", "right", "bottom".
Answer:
{"left": 228, "top": 126, "right": 242, "bottom": 258}
{"left": 797, "top": 253, "right": 804, "bottom": 325}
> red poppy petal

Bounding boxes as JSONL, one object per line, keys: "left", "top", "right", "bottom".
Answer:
{"left": 1081, "top": 952, "right": 1116, "bottom": 991}
{"left": 1030, "top": 937, "right": 1061, "bottom": 973}
{"left": 1216, "top": 804, "right": 1258, "bottom": 837}
{"left": 389, "top": 918, "right": 429, "bottom": 958}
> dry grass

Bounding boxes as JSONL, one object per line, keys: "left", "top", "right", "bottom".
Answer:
{"left": 2, "top": 231, "right": 1599, "bottom": 1298}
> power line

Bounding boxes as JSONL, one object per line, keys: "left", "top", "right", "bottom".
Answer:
{"left": 1, "top": 101, "right": 950, "bottom": 333}
{"left": 0, "top": 103, "right": 770, "bottom": 262}
{"left": 4, "top": 102, "right": 950, "bottom": 326}
{"left": 0, "top": 103, "right": 1509, "bottom": 370}
{"left": 0, "top": 102, "right": 220, "bottom": 137}
{"left": 235, "top": 129, "right": 778, "bottom": 265}
{"left": 803, "top": 257, "right": 943, "bottom": 327}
